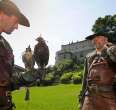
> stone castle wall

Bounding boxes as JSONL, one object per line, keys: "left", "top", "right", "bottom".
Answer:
{"left": 55, "top": 40, "right": 95, "bottom": 64}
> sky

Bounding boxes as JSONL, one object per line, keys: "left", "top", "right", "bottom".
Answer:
{"left": 2, "top": 0, "right": 116, "bottom": 67}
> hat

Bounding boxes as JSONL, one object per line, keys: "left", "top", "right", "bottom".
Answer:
{"left": 85, "top": 32, "right": 108, "bottom": 40}
{"left": 36, "top": 37, "right": 45, "bottom": 42}
{"left": 0, "top": 0, "right": 30, "bottom": 27}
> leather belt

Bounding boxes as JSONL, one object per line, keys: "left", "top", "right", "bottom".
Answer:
{"left": 88, "top": 84, "right": 113, "bottom": 93}
{"left": 0, "top": 87, "right": 10, "bottom": 97}
{"left": 0, "top": 87, "right": 6, "bottom": 96}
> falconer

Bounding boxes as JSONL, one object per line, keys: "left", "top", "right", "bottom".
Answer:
{"left": 0, "top": 0, "right": 30, "bottom": 109}
{"left": 79, "top": 32, "right": 116, "bottom": 110}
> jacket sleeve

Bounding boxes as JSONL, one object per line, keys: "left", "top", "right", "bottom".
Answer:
{"left": 107, "top": 45, "right": 116, "bottom": 62}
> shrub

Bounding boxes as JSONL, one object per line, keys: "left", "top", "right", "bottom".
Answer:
{"left": 55, "top": 59, "right": 74, "bottom": 73}
{"left": 42, "top": 72, "right": 54, "bottom": 86}
{"left": 60, "top": 72, "right": 73, "bottom": 84}
{"left": 72, "top": 73, "right": 82, "bottom": 84}
{"left": 72, "top": 64, "right": 80, "bottom": 71}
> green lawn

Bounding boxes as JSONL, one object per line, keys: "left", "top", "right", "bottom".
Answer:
{"left": 12, "top": 84, "right": 81, "bottom": 110}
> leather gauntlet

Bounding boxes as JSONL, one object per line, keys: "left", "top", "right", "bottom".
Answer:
{"left": 107, "top": 45, "right": 116, "bottom": 62}
{"left": 101, "top": 42, "right": 116, "bottom": 61}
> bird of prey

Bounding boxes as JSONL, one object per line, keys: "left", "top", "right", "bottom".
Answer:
{"left": 34, "top": 35, "right": 49, "bottom": 69}
{"left": 22, "top": 45, "right": 35, "bottom": 71}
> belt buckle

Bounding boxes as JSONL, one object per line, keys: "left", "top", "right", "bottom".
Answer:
{"left": 89, "top": 84, "right": 98, "bottom": 93}
{"left": 6, "top": 91, "right": 10, "bottom": 96}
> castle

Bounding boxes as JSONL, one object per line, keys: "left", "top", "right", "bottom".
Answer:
{"left": 55, "top": 40, "right": 95, "bottom": 64}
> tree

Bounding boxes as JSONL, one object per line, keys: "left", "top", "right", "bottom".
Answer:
{"left": 92, "top": 15, "right": 116, "bottom": 43}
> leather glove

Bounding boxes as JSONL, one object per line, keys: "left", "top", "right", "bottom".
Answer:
{"left": 107, "top": 45, "right": 116, "bottom": 62}
{"left": 101, "top": 42, "right": 114, "bottom": 58}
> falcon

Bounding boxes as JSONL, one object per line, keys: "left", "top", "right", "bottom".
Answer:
{"left": 34, "top": 35, "right": 49, "bottom": 69}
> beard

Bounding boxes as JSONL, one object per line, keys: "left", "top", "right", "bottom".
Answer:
{"left": 95, "top": 44, "right": 104, "bottom": 50}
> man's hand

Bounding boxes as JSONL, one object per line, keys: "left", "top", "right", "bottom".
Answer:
{"left": 104, "top": 42, "right": 114, "bottom": 48}
{"left": 101, "top": 42, "right": 114, "bottom": 58}
{"left": 107, "top": 44, "right": 116, "bottom": 62}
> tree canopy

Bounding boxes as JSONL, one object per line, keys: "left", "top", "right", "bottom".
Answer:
{"left": 92, "top": 15, "right": 116, "bottom": 43}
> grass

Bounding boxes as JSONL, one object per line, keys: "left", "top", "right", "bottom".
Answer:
{"left": 12, "top": 84, "right": 81, "bottom": 110}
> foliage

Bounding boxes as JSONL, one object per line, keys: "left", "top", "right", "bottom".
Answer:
{"left": 79, "top": 64, "right": 84, "bottom": 70}
{"left": 60, "top": 72, "right": 73, "bottom": 84}
{"left": 53, "top": 59, "right": 83, "bottom": 77}
{"left": 45, "top": 59, "right": 84, "bottom": 84}
{"left": 13, "top": 84, "right": 81, "bottom": 110}
{"left": 44, "top": 72, "right": 54, "bottom": 81}
{"left": 72, "top": 72, "right": 82, "bottom": 84}
{"left": 60, "top": 69, "right": 83, "bottom": 84}
{"left": 42, "top": 72, "right": 54, "bottom": 86}
{"left": 46, "top": 65, "right": 53, "bottom": 73}
{"left": 55, "top": 59, "right": 74, "bottom": 73}
{"left": 73, "top": 64, "right": 81, "bottom": 71}
{"left": 92, "top": 14, "right": 116, "bottom": 43}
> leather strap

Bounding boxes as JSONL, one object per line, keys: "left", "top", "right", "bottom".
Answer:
{"left": 88, "top": 84, "right": 113, "bottom": 93}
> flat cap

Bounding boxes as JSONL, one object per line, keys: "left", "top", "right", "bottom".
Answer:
{"left": 0, "top": 0, "right": 30, "bottom": 27}
{"left": 85, "top": 32, "right": 108, "bottom": 40}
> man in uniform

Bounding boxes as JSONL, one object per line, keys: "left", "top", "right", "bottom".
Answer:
{"left": 0, "top": 0, "right": 30, "bottom": 109}
{"left": 79, "top": 33, "right": 116, "bottom": 110}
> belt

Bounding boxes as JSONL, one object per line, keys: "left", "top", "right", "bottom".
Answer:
{"left": 0, "top": 87, "right": 12, "bottom": 108}
{"left": 0, "top": 87, "right": 10, "bottom": 97}
{"left": 88, "top": 84, "right": 113, "bottom": 93}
